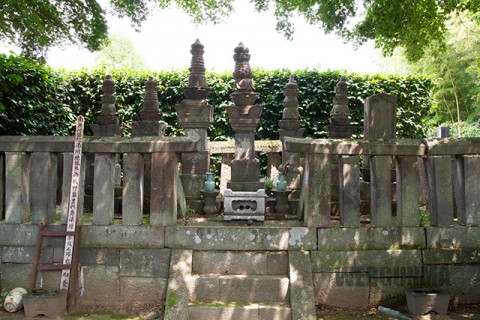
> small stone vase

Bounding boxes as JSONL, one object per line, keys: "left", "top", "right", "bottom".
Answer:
{"left": 205, "top": 172, "right": 215, "bottom": 192}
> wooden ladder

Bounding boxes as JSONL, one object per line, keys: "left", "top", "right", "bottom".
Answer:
{"left": 29, "top": 222, "right": 82, "bottom": 309}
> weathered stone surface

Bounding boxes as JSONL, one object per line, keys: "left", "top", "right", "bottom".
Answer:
{"left": 0, "top": 224, "right": 37, "bottom": 245}
{"left": 223, "top": 188, "right": 266, "bottom": 221}
{"left": 303, "top": 153, "right": 331, "bottom": 227}
{"left": 423, "top": 265, "right": 480, "bottom": 304}
{"left": 353, "top": 250, "right": 423, "bottom": 277}
{"left": 164, "top": 250, "right": 192, "bottom": 320}
{"left": 396, "top": 156, "right": 420, "bottom": 226}
{"left": 220, "top": 275, "right": 289, "bottom": 302}
{"left": 311, "top": 251, "right": 356, "bottom": 273}
{"left": 339, "top": 156, "right": 360, "bottom": 227}
{"left": 80, "top": 265, "right": 120, "bottom": 302}
{"left": 426, "top": 156, "right": 454, "bottom": 227}
{"left": 258, "top": 306, "right": 292, "bottom": 320}
{"left": 423, "top": 248, "right": 480, "bottom": 264}
{"left": 81, "top": 225, "right": 165, "bottom": 248}
{"left": 289, "top": 251, "right": 316, "bottom": 320}
{"left": 189, "top": 275, "right": 220, "bottom": 301}
{"left": 369, "top": 277, "right": 421, "bottom": 306}
{"left": 318, "top": 227, "right": 425, "bottom": 251}
{"left": 426, "top": 226, "right": 480, "bottom": 249}
{"left": 313, "top": 272, "right": 369, "bottom": 309}
{"left": 122, "top": 153, "right": 144, "bottom": 225}
{"left": 461, "top": 155, "right": 480, "bottom": 226}
{"left": 79, "top": 248, "right": 119, "bottom": 265}
{"left": 93, "top": 153, "right": 115, "bottom": 225}
{"left": 120, "top": 249, "right": 171, "bottom": 278}
{"left": 150, "top": 152, "right": 178, "bottom": 226}
{"left": 267, "top": 252, "right": 289, "bottom": 275}
{"left": 192, "top": 251, "right": 268, "bottom": 275}
{"left": 0, "top": 263, "right": 31, "bottom": 289}
{"left": 34, "top": 268, "right": 62, "bottom": 290}
{"left": 5, "top": 152, "right": 29, "bottom": 223}
{"left": 30, "top": 152, "right": 57, "bottom": 224}
{"left": 166, "top": 226, "right": 316, "bottom": 250}
{"left": 120, "top": 277, "right": 168, "bottom": 302}
{"left": 364, "top": 93, "right": 397, "bottom": 140}
{"left": 188, "top": 306, "right": 258, "bottom": 320}
{"left": 2, "top": 246, "right": 37, "bottom": 264}
{"left": 370, "top": 155, "right": 393, "bottom": 227}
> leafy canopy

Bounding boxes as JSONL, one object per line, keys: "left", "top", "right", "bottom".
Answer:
{"left": 1, "top": 0, "right": 479, "bottom": 60}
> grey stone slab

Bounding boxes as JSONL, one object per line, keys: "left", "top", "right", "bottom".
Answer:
{"left": 30, "top": 152, "right": 57, "bottom": 224}
{"left": 426, "top": 226, "right": 480, "bottom": 249}
{"left": 310, "top": 251, "right": 356, "bottom": 273}
{"left": 364, "top": 93, "right": 397, "bottom": 140}
{"left": 189, "top": 306, "right": 259, "bottom": 320}
{"left": 423, "top": 265, "right": 480, "bottom": 304}
{"left": 318, "top": 227, "right": 426, "bottom": 251}
{"left": 339, "top": 156, "right": 360, "bottom": 227}
{"left": 164, "top": 249, "right": 192, "bottom": 320}
{"left": 353, "top": 250, "right": 423, "bottom": 277}
{"left": 267, "top": 252, "right": 289, "bottom": 276}
{"left": 34, "top": 269, "right": 62, "bottom": 290}
{"left": 192, "top": 251, "right": 268, "bottom": 275}
{"left": 0, "top": 263, "right": 31, "bottom": 289}
{"left": 166, "top": 226, "right": 316, "bottom": 250}
{"left": 122, "top": 153, "right": 144, "bottom": 225}
{"left": 461, "top": 155, "right": 480, "bottom": 226}
{"left": 179, "top": 174, "right": 206, "bottom": 200}
{"left": 80, "top": 265, "right": 119, "bottom": 302}
{"left": 370, "top": 156, "right": 393, "bottom": 227}
{"left": 81, "top": 225, "right": 165, "bottom": 248}
{"left": 303, "top": 153, "right": 331, "bottom": 227}
{"left": 189, "top": 275, "right": 220, "bottom": 301}
{"left": 0, "top": 224, "right": 37, "bottom": 246}
{"left": 93, "top": 153, "right": 115, "bottom": 225}
{"left": 369, "top": 277, "right": 421, "bottom": 306}
{"left": 5, "top": 152, "right": 29, "bottom": 223}
{"left": 1, "top": 246, "right": 42, "bottom": 264}
{"left": 0, "top": 154, "right": 3, "bottom": 222}
{"left": 120, "top": 276, "right": 168, "bottom": 302}
{"left": 258, "top": 306, "right": 292, "bottom": 320}
{"left": 79, "top": 248, "right": 119, "bottom": 265}
{"left": 120, "top": 249, "right": 171, "bottom": 278}
{"left": 426, "top": 156, "right": 454, "bottom": 227}
{"left": 422, "top": 248, "right": 480, "bottom": 264}
{"left": 313, "top": 272, "right": 369, "bottom": 309}
{"left": 150, "top": 152, "right": 178, "bottom": 226}
{"left": 219, "top": 275, "right": 290, "bottom": 303}
{"left": 395, "top": 156, "right": 420, "bottom": 227}
{"left": 289, "top": 251, "right": 316, "bottom": 320}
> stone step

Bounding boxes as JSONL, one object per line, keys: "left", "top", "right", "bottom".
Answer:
{"left": 188, "top": 303, "right": 292, "bottom": 320}
{"left": 192, "top": 251, "right": 289, "bottom": 276}
{"left": 190, "top": 275, "right": 290, "bottom": 303}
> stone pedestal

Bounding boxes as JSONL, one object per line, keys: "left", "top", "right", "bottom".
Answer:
{"left": 202, "top": 190, "right": 219, "bottom": 215}
{"left": 272, "top": 189, "right": 292, "bottom": 219}
{"left": 223, "top": 188, "right": 266, "bottom": 221}
{"left": 23, "top": 290, "right": 67, "bottom": 319}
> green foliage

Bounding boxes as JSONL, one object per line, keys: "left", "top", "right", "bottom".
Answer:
{"left": 94, "top": 34, "right": 148, "bottom": 70}
{"left": 63, "top": 67, "right": 432, "bottom": 139}
{"left": 0, "top": 55, "right": 433, "bottom": 138}
{"left": 0, "top": 0, "right": 108, "bottom": 57}
{"left": 0, "top": 53, "right": 74, "bottom": 135}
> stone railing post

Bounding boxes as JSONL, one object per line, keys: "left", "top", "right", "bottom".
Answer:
{"left": 31, "top": 152, "right": 57, "bottom": 224}
{"left": 4, "top": 152, "right": 30, "bottom": 223}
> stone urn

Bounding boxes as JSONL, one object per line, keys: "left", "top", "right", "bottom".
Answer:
{"left": 405, "top": 288, "right": 449, "bottom": 316}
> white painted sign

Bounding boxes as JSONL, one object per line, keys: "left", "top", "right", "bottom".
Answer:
{"left": 60, "top": 115, "right": 84, "bottom": 291}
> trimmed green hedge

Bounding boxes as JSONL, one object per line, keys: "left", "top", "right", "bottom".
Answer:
{"left": 0, "top": 54, "right": 434, "bottom": 138}
{"left": 0, "top": 54, "right": 73, "bottom": 135}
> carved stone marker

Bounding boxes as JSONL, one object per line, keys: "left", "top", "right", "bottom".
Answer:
{"left": 325, "top": 76, "right": 356, "bottom": 139}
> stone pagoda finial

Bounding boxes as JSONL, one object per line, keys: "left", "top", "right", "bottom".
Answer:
{"left": 184, "top": 39, "right": 210, "bottom": 100}
{"left": 140, "top": 77, "right": 161, "bottom": 121}
{"left": 325, "top": 76, "right": 356, "bottom": 138}
{"left": 91, "top": 75, "right": 123, "bottom": 136}
{"left": 282, "top": 76, "right": 300, "bottom": 120}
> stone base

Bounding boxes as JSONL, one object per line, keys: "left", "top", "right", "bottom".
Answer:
{"left": 180, "top": 174, "right": 207, "bottom": 199}
{"left": 406, "top": 289, "right": 449, "bottom": 316}
{"left": 325, "top": 125, "right": 357, "bottom": 139}
{"left": 23, "top": 290, "right": 67, "bottom": 319}
{"left": 223, "top": 189, "right": 266, "bottom": 221}
{"left": 227, "top": 181, "right": 265, "bottom": 192}
{"left": 186, "top": 199, "right": 205, "bottom": 214}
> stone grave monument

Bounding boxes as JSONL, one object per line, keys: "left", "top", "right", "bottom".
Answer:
{"left": 223, "top": 43, "right": 266, "bottom": 221}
